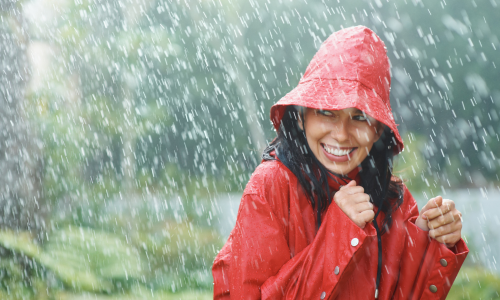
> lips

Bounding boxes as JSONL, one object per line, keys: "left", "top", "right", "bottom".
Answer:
{"left": 321, "top": 144, "right": 357, "bottom": 163}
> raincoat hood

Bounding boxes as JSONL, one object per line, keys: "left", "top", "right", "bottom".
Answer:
{"left": 270, "top": 25, "right": 404, "bottom": 154}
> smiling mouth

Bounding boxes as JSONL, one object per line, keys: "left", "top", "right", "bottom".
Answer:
{"left": 321, "top": 144, "right": 356, "bottom": 156}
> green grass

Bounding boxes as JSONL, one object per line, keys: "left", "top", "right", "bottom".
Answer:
{"left": 447, "top": 267, "right": 500, "bottom": 299}
{"left": 55, "top": 288, "right": 212, "bottom": 300}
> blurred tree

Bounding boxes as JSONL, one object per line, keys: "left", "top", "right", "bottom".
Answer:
{"left": 16, "top": 0, "right": 500, "bottom": 238}
{"left": 0, "top": 1, "right": 45, "bottom": 235}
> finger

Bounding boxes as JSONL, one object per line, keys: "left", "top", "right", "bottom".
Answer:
{"left": 428, "top": 220, "right": 462, "bottom": 239}
{"left": 340, "top": 180, "right": 357, "bottom": 190}
{"left": 340, "top": 186, "right": 365, "bottom": 195}
{"left": 334, "top": 192, "right": 369, "bottom": 208}
{"left": 419, "top": 196, "right": 443, "bottom": 216}
{"left": 431, "top": 231, "right": 461, "bottom": 247}
{"left": 427, "top": 211, "right": 458, "bottom": 230}
{"left": 426, "top": 206, "right": 459, "bottom": 228}
{"left": 355, "top": 201, "right": 374, "bottom": 212}
{"left": 358, "top": 209, "right": 375, "bottom": 224}
{"left": 424, "top": 200, "right": 455, "bottom": 220}
{"left": 348, "top": 192, "right": 371, "bottom": 204}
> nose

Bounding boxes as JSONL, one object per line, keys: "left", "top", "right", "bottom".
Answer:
{"left": 331, "top": 117, "right": 350, "bottom": 143}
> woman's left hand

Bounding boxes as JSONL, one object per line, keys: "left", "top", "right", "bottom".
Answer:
{"left": 415, "top": 196, "right": 463, "bottom": 248}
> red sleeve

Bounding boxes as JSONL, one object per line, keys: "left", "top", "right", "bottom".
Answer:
{"left": 213, "top": 192, "right": 377, "bottom": 299}
{"left": 212, "top": 193, "right": 290, "bottom": 299}
{"left": 393, "top": 187, "right": 469, "bottom": 300}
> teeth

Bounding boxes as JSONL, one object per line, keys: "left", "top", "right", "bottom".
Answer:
{"left": 323, "top": 145, "right": 354, "bottom": 156}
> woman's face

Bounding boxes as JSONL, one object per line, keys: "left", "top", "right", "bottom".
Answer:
{"left": 300, "top": 107, "right": 384, "bottom": 175}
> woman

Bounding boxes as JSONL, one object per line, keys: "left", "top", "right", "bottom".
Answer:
{"left": 212, "top": 26, "right": 468, "bottom": 299}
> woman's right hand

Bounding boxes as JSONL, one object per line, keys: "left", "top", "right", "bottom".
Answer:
{"left": 334, "top": 180, "right": 375, "bottom": 229}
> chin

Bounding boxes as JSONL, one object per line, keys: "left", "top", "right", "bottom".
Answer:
{"left": 326, "top": 163, "right": 353, "bottom": 175}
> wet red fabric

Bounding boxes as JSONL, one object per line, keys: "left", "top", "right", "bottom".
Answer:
{"left": 270, "top": 25, "right": 403, "bottom": 154}
{"left": 212, "top": 158, "right": 468, "bottom": 299}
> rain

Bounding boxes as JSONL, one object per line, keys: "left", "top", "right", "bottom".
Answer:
{"left": 0, "top": 0, "right": 499, "bottom": 298}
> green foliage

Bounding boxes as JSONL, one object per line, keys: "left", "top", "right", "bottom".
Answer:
{"left": 0, "top": 228, "right": 135, "bottom": 293}
{"left": 448, "top": 267, "right": 500, "bottom": 299}
{"left": 131, "top": 220, "right": 223, "bottom": 292}
{"left": 55, "top": 287, "right": 212, "bottom": 300}
{"left": 0, "top": 220, "right": 222, "bottom": 297}
{"left": 44, "top": 227, "right": 143, "bottom": 291}
{"left": 0, "top": 257, "right": 43, "bottom": 300}
{"left": 394, "top": 133, "right": 432, "bottom": 194}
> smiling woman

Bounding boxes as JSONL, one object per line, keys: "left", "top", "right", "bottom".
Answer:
{"left": 212, "top": 26, "right": 468, "bottom": 300}
{"left": 300, "top": 108, "right": 383, "bottom": 175}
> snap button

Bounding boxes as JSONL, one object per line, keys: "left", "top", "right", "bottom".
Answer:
{"left": 429, "top": 285, "right": 437, "bottom": 293}
{"left": 320, "top": 291, "right": 326, "bottom": 299}
{"left": 351, "top": 238, "right": 359, "bottom": 247}
{"left": 440, "top": 259, "right": 448, "bottom": 267}
{"left": 334, "top": 266, "right": 340, "bottom": 275}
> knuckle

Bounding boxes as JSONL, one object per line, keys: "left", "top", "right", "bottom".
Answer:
{"left": 434, "top": 227, "right": 442, "bottom": 236}
{"left": 351, "top": 207, "right": 358, "bottom": 216}
{"left": 439, "top": 225, "right": 448, "bottom": 235}
{"left": 450, "top": 213, "right": 456, "bottom": 221}
{"left": 427, "top": 222, "right": 434, "bottom": 230}
{"left": 446, "top": 213, "right": 455, "bottom": 223}
{"left": 360, "top": 194, "right": 368, "bottom": 203}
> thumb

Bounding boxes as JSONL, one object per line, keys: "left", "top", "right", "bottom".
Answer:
{"left": 433, "top": 196, "right": 443, "bottom": 208}
{"left": 340, "top": 180, "right": 357, "bottom": 189}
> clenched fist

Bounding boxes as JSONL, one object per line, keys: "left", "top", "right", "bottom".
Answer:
{"left": 334, "top": 180, "right": 374, "bottom": 229}
{"left": 415, "top": 196, "right": 463, "bottom": 248}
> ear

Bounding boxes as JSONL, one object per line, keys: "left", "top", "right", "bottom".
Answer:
{"left": 297, "top": 108, "right": 305, "bottom": 131}
{"left": 298, "top": 115, "right": 304, "bottom": 131}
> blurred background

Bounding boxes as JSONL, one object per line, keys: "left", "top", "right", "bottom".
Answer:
{"left": 1, "top": 0, "right": 500, "bottom": 298}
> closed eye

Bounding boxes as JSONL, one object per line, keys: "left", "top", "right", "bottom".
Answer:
{"left": 317, "top": 110, "right": 334, "bottom": 116}
{"left": 353, "top": 114, "right": 368, "bottom": 121}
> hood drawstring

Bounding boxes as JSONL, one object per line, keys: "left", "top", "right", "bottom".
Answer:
{"left": 372, "top": 204, "right": 383, "bottom": 299}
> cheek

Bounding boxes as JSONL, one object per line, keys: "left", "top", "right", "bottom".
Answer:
{"left": 356, "top": 127, "right": 380, "bottom": 146}
{"left": 305, "top": 127, "right": 321, "bottom": 148}
{"left": 304, "top": 117, "right": 323, "bottom": 140}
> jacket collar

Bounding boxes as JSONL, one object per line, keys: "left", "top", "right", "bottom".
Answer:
{"left": 326, "top": 166, "right": 361, "bottom": 192}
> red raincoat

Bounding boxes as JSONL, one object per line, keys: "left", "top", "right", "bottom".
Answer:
{"left": 212, "top": 26, "right": 468, "bottom": 299}
{"left": 212, "top": 160, "right": 468, "bottom": 299}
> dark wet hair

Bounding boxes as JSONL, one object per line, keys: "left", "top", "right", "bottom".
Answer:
{"left": 262, "top": 105, "right": 403, "bottom": 233}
